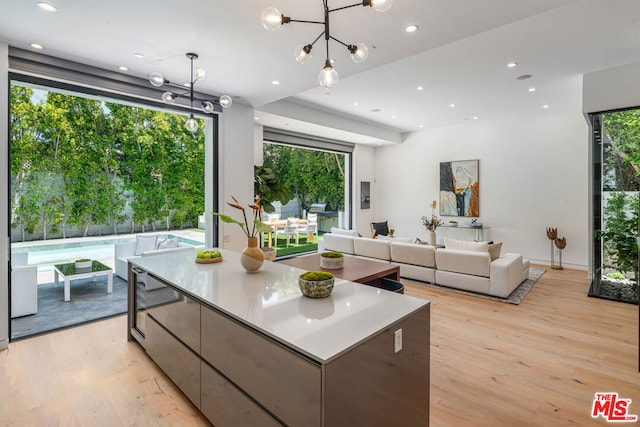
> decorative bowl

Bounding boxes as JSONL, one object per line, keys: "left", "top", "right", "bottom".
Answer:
{"left": 298, "top": 272, "right": 335, "bottom": 298}
{"left": 75, "top": 259, "right": 92, "bottom": 269}
{"left": 320, "top": 251, "right": 344, "bottom": 269}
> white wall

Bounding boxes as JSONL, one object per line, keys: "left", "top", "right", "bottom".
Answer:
{"left": 583, "top": 62, "right": 640, "bottom": 113}
{"left": 0, "top": 42, "right": 9, "bottom": 349}
{"left": 218, "top": 103, "right": 258, "bottom": 253}
{"left": 372, "top": 109, "right": 589, "bottom": 269}
{"left": 353, "top": 144, "right": 376, "bottom": 237}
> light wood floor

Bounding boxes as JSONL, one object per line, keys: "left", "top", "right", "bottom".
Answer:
{"left": 0, "top": 265, "right": 637, "bottom": 426}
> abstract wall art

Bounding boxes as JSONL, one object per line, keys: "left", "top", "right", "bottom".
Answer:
{"left": 439, "top": 160, "right": 479, "bottom": 217}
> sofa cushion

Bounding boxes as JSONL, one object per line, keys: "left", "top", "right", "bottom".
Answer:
{"left": 390, "top": 241, "right": 436, "bottom": 268}
{"left": 322, "top": 233, "right": 355, "bottom": 254}
{"left": 443, "top": 237, "right": 488, "bottom": 252}
{"left": 353, "top": 237, "right": 391, "bottom": 260}
{"left": 135, "top": 234, "right": 158, "bottom": 255}
{"left": 435, "top": 248, "right": 491, "bottom": 277}
{"left": 377, "top": 235, "right": 413, "bottom": 243}
{"left": 488, "top": 242, "right": 502, "bottom": 261}
{"left": 330, "top": 227, "right": 359, "bottom": 237}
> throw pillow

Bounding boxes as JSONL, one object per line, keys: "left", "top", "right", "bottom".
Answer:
{"left": 158, "top": 237, "right": 180, "bottom": 250}
{"left": 443, "top": 237, "right": 489, "bottom": 252}
{"left": 488, "top": 242, "right": 503, "bottom": 261}
{"left": 135, "top": 234, "right": 158, "bottom": 255}
{"left": 371, "top": 221, "right": 389, "bottom": 236}
{"left": 330, "top": 227, "right": 359, "bottom": 237}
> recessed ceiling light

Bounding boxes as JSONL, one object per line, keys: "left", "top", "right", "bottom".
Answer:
{"left": 271, "top": 80, "right": 280, "bottom": 85}
{"left": 353, "top": 101, "right": 359, "bottom": 106}
{"left": 36, "top": 2, "right": 57, "bottom": 12}
{"left": 473, "top": 116, "right": 479, "bottom": 120}
{"left": 417, "top": 86, "right": 424, "bottom": 91}
{"left": 419, "top": 125, "right": 424, "bottom": 128}
{"left": 543, "top": 105, "right": 549, "bottom": 109}
{"left": 254, "top": 117, "right": 259, "bottom": 121}
{"left": 134, "top": 53, "right": 144, "bottom": 59}
{"left": 29, "top": 43, "right": 44, "bottom": 50}
{"left": 516, "top": 74, "right": 533, "bottom": 80}
{"left": 391, "top": 115, "right": 396, "bottom": 119}
{"left": 449, "top": 103, "right": 456, "bottom": 108}
{"left": 118, "top": 66, "right": 128, "bottom": 71}
{"left": 507, "top": 62, "right": 518, "bottom": 68}
{"left": 528, "top": 87, "right": 536, "bottom": 92}
{"left": 405, "top": 25, "right": 419, "bottom": 33}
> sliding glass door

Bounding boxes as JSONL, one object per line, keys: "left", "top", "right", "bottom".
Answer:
{"left": 589, "top": 110, "right": 639, "bottom": 305}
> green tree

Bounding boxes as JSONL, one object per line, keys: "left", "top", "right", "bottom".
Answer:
{"left": 599, "top": 192, "right": 639, "bottom": 281}
{"left": 262, "top": 144, "right": 345, "bottom": 215}
{"left": 603, "top": 110, "right": 640, "bottom": 191}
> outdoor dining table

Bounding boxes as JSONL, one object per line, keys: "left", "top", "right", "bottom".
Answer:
{"left": 266, "top": 218, "right": 307, "bottom": 248}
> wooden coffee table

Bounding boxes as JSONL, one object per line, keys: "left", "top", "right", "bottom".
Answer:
{"left": 278, "top": 253, "right": 399, "bottom": 286}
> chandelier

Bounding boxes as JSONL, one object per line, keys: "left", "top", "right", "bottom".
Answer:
{"left": 261, "top": 0, "right": 393, "bottom": 89}
{"left": 148, "top": 52, "right": 232, "bottom": 133}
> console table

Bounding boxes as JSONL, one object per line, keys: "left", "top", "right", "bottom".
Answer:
{"left": 127, "top": 249, "right": 430, "bottom": 426}
{"left": 438, "top": 224, "right": 491, "bottom": 242}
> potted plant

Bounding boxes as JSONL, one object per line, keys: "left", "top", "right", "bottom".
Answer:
{"left": 320, "top": 251, "right": 344, "bottom": 269}
{"left": 75, "top": 258, "right": 92, "bottom": 269}
{"left": 213, "top": 196, "right": 273, "bottom": 273}
{"left": 421, "top": 200, "right": 443, "bottom": 245}
{"left": 298, "top": 271, "right": 335, "bottom": 298}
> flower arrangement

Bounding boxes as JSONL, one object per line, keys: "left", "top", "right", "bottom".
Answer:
{"left": 421, "top": 200, "right": 443, "bottom": 232}
{"left": 213, "top": 196, "right": 273, "bottom": 238}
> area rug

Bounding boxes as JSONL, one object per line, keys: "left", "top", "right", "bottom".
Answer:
{"left": 409, "top": 267, "right": 545, "bottom": 305}
{"left": 11, "top": 275, "right": 127, "bottom": 340}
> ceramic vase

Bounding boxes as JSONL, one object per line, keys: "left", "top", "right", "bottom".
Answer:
{"left": 241, "top": 237, "right": 264, "bottom": 273}
{"left": 428, "top": 230, "right": 437, "bottom": 246}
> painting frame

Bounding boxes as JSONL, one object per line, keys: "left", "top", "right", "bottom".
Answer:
{"left": 439, "top": 159, "right": 479, "bottom": 217}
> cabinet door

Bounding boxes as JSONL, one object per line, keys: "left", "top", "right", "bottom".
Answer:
{"left": 146, "top": 316, "right": 201, "bottom": 408}
{"left": 201, "top": 362, "right": 282, "bottom": 426}
{"left": 147, "top": 281, "right": 201, "bottom": 353}
{"left": 201, "top": 306, "right": 321, "bottom": 427}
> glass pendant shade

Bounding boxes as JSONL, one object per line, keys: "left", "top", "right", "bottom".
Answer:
{"left": 350, "top": 43, "right": 369, "bottom": 63}
{"left": 161, "top": 91, "right": 176, "bottom": 103}
{"left": 261, "top": 7, "right": 283, "bottom": 30}
{"left": 202, "top": 101, "right": 215, "bottom": 113}
{"left": 185, "top": 115, "right": 199, "bottom": 133}
{"left": 194, "top": 68, "right": 206, "bottom": 80}
{"left": 219, "top": 95, "right": 233, "bottom": 108}
{"left": 318, "top": 62, "right": 339, "bottom": 89}
{"left": 371, "top": 0, "right": 393, "bottom": 12}
{"left": 149, "top": 71, "right": 165, "bottom": 87}
{"left": 295, "top": 44, "right": 312, "bottom": 64}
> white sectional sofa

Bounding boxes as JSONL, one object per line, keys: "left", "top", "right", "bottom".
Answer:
{"left": 115, "top": 235, "right": 194, "bottom": 280}
{"left": 319, "top": 230, "right": 529, "bottom": 298}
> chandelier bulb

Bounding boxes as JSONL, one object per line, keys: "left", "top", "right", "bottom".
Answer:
{"left": 368, "top": 0, "right": 393, "bottom": 12}
{"left": 318, "top": 60, "right": 339, "bottom": 89}
{"left": 149, "top": 71, "right": 165, "bottom": 87}
{"left": 219, "top": 95, "right": 233, "bottom": 108}
{"left": 194, "top": 68, "right": 206, "bottom": 80}
{"left": 202, "top": 101, "right": 215, "bottom": 113}
{"left": 185, "top": 115, "right": 199, "bottom": 133}
{"left": 295, "top": 44, "right": 313, "bottom": 64}
{"left": 261, "top": 7, "right": 284, "bottom": 31}
{"left": 161, "top": 91, "right": 176, "bottom": 103}
{"left": 349, "top": 43, "right": 369, "bottom": 63}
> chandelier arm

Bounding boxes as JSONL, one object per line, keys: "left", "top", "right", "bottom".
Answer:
{"left": 309, "top": 31, "right": 325, "bottom": 47}
{"left": 329, "top": 35, "right": 350, "bottom": 48}
{"left": 328, "top": 2, "right": 364, "bottom": 13}
{"left": 288, "top": 19, "right": 324, "bottom": 25}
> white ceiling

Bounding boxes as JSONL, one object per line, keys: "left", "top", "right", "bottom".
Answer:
{"left": 1, "top": 0, "right": 640, "bottom": 145}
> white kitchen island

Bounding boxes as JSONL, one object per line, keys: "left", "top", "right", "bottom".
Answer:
{"left": 127, "top": 249, "right": 430, "bottom": 426}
